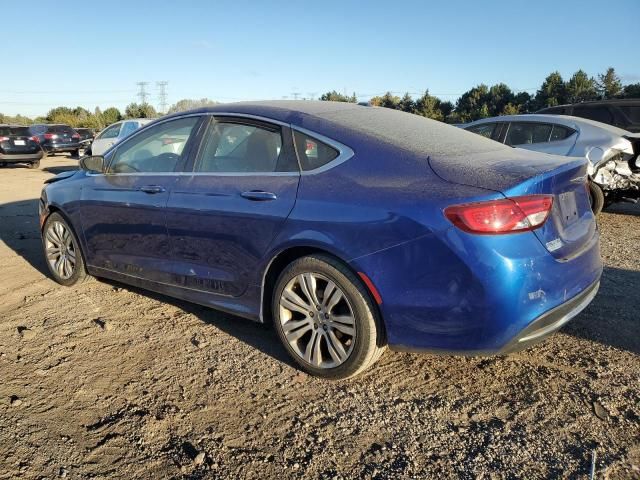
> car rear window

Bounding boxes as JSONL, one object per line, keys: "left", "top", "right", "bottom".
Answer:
{"left": 0, "top": 126, "right": 30, "bottom": 136}
{"left": 505, "top": 123, "right": 553, "bottom": 146}
{"left": 620, "top": 106, "right": 640, "bottom": 123}
{"left": 49, "top": 125, "right": 75, "bottom": 134}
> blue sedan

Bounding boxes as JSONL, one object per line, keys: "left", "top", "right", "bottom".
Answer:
{"left": 39, "top": 101, "right": 602, "bottom": 379}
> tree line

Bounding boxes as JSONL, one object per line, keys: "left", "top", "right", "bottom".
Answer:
{"left": 1, "top": 68, "right": 638, "bottom": 128}
{"left": 320, "top": 67, "right": 640, "bottom": 123}
{"left": 0, "top": 98, "right": 217, "bottom": 130}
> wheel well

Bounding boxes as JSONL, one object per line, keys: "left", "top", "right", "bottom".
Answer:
{"left": 261, "top": 247, "right": 386, "bottom": 341}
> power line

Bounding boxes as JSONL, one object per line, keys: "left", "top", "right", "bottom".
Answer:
{"left": 136, "top": 82, "right": 149, "bottom": 104}
{"left": 157, "top": 81, "right": 168, "bottom": 113}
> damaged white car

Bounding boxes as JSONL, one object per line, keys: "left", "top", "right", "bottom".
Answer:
{"left": 463, "top": 114, "right": 640, "bottom": 214}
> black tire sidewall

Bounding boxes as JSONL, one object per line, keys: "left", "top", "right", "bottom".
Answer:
{"left": 42, "top": 212, "right": 86, "bottom": 286}
{"left": 589, "top": 181, "right": 605, "bottom": 216}
{"left": 272, "top": 255, "right": 381, "bottom": 379}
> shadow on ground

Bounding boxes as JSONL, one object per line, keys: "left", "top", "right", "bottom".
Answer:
{"left": 1, "top": 198, "right": 638, "bottom": 361}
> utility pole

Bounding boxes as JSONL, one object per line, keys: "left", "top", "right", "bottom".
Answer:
{"left": 157, "top": 81, "right": 168, "bottom": 113}
{"left": 136, "top": 82, "right": 149, "bottom": 104}
{"left": 291, "top": 91, "right": 301, "bottom": 100}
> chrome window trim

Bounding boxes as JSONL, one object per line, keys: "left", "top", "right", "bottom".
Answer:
{"left": 291, "top": 125, "right": 355, "bottom": 175}
{"left": 98, "top": 111, "right": 354, "bottom": 177}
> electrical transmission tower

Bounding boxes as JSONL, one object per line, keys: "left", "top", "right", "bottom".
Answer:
{"left": 136, "top": 82, "right": 149, "bottom": 104}
{"left": 157, "top": 81, "right": 168, "bottom": 113}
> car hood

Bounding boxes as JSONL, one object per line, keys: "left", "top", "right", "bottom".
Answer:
{"left": 428, "top": 148, "right": 576, "bottom": 193}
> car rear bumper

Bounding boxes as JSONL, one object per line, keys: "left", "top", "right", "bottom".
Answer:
{"left": 44, "top": 143, "right": 81, "bottom": 152}
{"left": 350, "top": 224, "right": 603, "bottom": 355}
{"left": 0, "top": 151, "right": 44, "bottom": 162}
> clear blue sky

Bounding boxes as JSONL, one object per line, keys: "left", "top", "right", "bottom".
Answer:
{"left": 2, "top": 0, "right": 639, "bottom": 117}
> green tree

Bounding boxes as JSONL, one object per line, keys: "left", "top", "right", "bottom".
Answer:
{"left": 621, "top": 83, "right": 640, "bottom": 98}
{"left": 596, "top": 67, "right": 623, "bottom": 99}
{"left": 439, "top": 101, "right": 454, "bottom": 119}
{"left": 102, "top": 107, "right": 122, "bottom": 125}
{"left": 455, "top": 84, "right": 490, "bottom": 122}
{"left": 398, "top": 93, "right": 415, "bottom": 113}
{"left": 566, "top": 70, "right": 597, "bottom": 103}
{"left": 414, "top": 90, "right": 443, "bottom": 120}
{"left": 502, "top": 103, "right": 520, "bottom": 115}
{"left": 486, "top": 83, "right": 515, "bottom": 116}
{"left": 168, "top": 98, "right": 218, "bottom": 113}
{"left": 124, "top": 103, "right": 157, "bottom": 119}
{"left": 534, "top": 72, "right": 567, "bottom": 109}
{"left": 319, "top": 90, "right": 357, "bottom": 102}
{"left": 514, "top": 91, "right": 533, "bottom": 112}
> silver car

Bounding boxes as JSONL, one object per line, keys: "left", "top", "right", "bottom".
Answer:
{"left": 463, "top": 114, "right": 640, "bottom": 214}
{"left": 89, "top": 118, "right": 155, "bottom": 156}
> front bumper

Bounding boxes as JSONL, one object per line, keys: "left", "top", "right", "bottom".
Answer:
{"left": 0, "top": 151, "right": 44, "bottom": 163}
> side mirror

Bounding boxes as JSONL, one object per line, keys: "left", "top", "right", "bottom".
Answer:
{"left": 79, "top": 155, "right": 105, "bottom": 173}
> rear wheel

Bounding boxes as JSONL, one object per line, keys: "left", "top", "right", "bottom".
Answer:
{"left": 71, "top": 149, "right": 80, "bottom": 158}
{"left": 28, "top": 160, "right": 40, "bottom": 169}
{"left": 42, "top": 212, "right": 87, "bottom": 286}
{"left": 588, "top": 181, "right": 605, "bottom": 216}
{"left": 272, "top": 254, "right": 386, "bottom": 380}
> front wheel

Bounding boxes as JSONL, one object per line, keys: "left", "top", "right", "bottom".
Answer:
{"left": 42, "top": 212, "right": 87, "bottom": 286}
{"left": 273, "top": 254, "right": 386, "bottom": 380}
{"left": 28, "top": 160, "right": 40, "bottom": 169}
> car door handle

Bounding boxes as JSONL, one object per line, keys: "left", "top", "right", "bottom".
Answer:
{"left": 139, "top": 185, "right": 166, "bottom": 194}
{"left": 241, "top": 190, "right": 277, "bottom": 201}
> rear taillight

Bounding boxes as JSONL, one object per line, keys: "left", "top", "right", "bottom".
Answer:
{"left": 31, "top": 136, "right": 40, "bottom": 143}
{"left": 0, "top": 136, "right": 9, "bottom": 142}
{"left": 444, "top": 195, "right": 554, "bottom": 235}
{"left": 44, "top": 133, "right": 58, "bottom": 140}
{"left": 72, "top": 133, "right": 80, "bottom": 139}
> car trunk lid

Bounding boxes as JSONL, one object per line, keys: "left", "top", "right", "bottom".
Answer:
{"left": 430, "top": 150, "right": 596, "bottom": 259}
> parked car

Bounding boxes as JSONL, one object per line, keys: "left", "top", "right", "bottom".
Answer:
{"left": 0, "top": 125, "right": 44, "bottom": 168}
{"left": 537, "top": 99, "right": 640, "bottom": 133}
{"left": 74, "top": 128, "right": 95, "bottom": 149}
{"left": 29, "top": 124, "right": 82, "bottom": 157}
{"left": 88, "top": 119, "right": 154, "bottom": 156}
{"left": 39, "top": 102, "right": 602, "bottom": 379}
{"left": 463, "top": 114, "right": 640, "bottom": 214}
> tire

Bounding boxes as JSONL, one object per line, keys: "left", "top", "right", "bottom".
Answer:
{"left": 71, "top": 149, "right": 80, "bottom": 158}
{"left": 588, "top": 181, "right": 605, "bottom": 216}
{"left": 28, "top": 160, "right": 40, "bottom": 169}
{"left": 84, "top": 147, "right": 92, "bottom": 156}
{"left": 42, "top": 212, "right": 87, "bottom": 286}
{"left": 272, "top": 254, "right": 386, "bottom": 380}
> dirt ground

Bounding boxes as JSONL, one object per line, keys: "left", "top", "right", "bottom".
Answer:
{"left": 0, "top": 154, "right": 638, "bottom": 479}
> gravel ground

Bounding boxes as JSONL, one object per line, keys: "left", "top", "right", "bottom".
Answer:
{"left": 0, "top": 155, "right": 638, "bottom": 479}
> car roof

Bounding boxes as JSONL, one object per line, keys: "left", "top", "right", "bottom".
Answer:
{"left": 465, "top": 113, "right": 631, "bottom": 136}
{"left": 547, "top": 99, "right": 640, "bottom": 107}
{"left": 164, "top": 100, "right": 509, "bottom": 157}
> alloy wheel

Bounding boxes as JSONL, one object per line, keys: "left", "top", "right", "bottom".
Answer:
{"left": 44, "top": 221, "right": 77, "bottom": 280}
{"left": 278, "top": 272, "right": 356, "bottom": 369}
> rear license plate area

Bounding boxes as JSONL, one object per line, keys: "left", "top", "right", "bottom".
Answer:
{"left": 558, "top": 191, "right": 578, "bottom": 225}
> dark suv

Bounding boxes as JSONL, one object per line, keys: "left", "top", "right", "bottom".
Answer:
{"left": 537, "top": 99, "right": 640, "bottom": 133}
{"left": 29, "top": 124, "right": 82, "bottom": 157}
{"left": 0, "top": 125, "right": 44, "bottom": 169}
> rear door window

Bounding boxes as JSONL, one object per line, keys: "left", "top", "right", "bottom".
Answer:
{"left": 505, "top": 123, "right": 553, "bottom": 146}
{"left": 120, "top": 121, "right": 139, "bottom": 138}
{"left": 196, "top": 121, "right": 285, "bottom": 173}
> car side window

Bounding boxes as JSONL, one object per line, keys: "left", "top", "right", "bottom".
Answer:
{"left": 466, "top": 123, "right": 496, "bottom": 139}
{"left": 98, "top": 123, "right": 121, "bottom": 140}
{"left": 108, "top": 116, "right": 199, "bottom": 173}
{"left": 573, "top": 106, "right": 613, "bottom": 124}
{"left": 293, "top": 131, "right": 339, "bottom": 171}
{"left": 549, "top": 125, "right": 575, "bottom": 142}
{"left": 120, "top": 121, "right": 139, "bottom": 138}
{"left": 505, "top": 123, "right": 552, "bottom": 146}
{"left": 195, "top": 121, "right": 284, "bottom": 173}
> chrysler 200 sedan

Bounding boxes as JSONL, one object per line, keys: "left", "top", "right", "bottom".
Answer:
{"left": 39, "top": 101, "right": 602, "bottom": 379}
